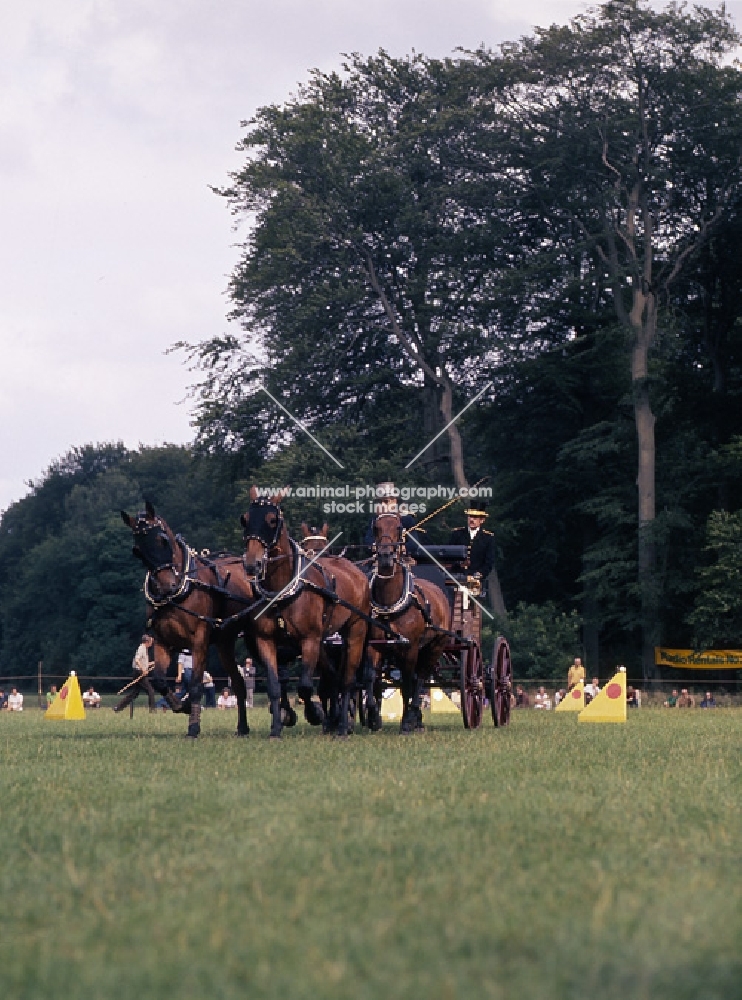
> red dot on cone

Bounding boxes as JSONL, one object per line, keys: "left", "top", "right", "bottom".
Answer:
{"left": 60, "top": 686, "right": 69, "bottom": 700}
{"left": 606, "top": 683, "right": 622, "bottom": 699}
{"left": 572, "top": 689, "right": 582, "bottom": 699}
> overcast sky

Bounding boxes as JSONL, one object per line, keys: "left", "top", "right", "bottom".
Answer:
{"left": 1, "top": 0, "right": 739, "bottom": 512}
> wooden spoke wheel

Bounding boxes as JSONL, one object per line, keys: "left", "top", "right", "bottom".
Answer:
{"left": 491, "top": 636, "right": 512, "bottom": 727}
{"left": 459, "top": 641, "right": 484, "bottom": 730}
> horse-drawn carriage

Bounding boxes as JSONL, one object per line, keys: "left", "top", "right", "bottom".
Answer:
{"left": 367, "top": 541, "right": 513, "bottom": 731}
{"left": 120, "top": 493, "right": 512, "bottom": 738}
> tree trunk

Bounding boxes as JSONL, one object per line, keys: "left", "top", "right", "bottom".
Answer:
{"left": 631, "top": 296, "right": 659, "bottom": 686}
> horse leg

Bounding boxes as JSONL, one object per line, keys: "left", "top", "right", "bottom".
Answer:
{"left": 185, "top": 680, "right": 204, "bottom": 738}
{"left": 411, "top": 674, "right": 425, "bottom": 732}
{"left": 217, "top": 643, "right": 249, "bottom": 737}
{"left": 399, "top": 647, "right": 420, "bottom": 735}
{"left": 297, "top": 636, "right": 324, "bottom": 727}
{"left": 363, "top": 648, "right": 382, "bottom": 732}
{"left": 256, "top": 639, "right": 283, "bottom": 739}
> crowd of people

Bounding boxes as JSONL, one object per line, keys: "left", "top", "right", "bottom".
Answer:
{"left": 510, "top": 658, "right": 725, "bottom": 709}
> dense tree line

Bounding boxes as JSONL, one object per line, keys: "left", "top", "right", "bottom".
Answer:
{"left": 0, "top": 445, "right": 245, "bottom": 679}
{"left": 2, "top": 1, "right": 741, "bottom": 684}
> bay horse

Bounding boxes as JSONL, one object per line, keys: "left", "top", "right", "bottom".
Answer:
{"left": 366, "top": 512, "right": 450, "bottom": 733}
{"left": 240, "top": 490, "right": 370, "bottom": 739}
{"left": 120, "top": 502, "right": 291, "bottom": 738}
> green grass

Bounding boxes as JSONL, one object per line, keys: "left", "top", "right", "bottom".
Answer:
{"left": 1, "top": 708, "right": 740, "bottom": 1000}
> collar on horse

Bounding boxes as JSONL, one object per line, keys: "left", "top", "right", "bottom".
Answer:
{"left": 252, "top": 537, "right": 311, "bottom": 604}
{"left": 369, "top": 563, "right": 418, "bottom": 618}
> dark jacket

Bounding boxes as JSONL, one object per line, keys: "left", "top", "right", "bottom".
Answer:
{"left": 447, "top": 526, "right": 496, "bottom": 579}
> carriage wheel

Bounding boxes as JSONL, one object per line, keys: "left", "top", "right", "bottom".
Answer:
{"left": 459, "top": 642, "right": 484, "bottom": 730}
{"left": 491, "top": 636, "right": 512, "bottom": 727}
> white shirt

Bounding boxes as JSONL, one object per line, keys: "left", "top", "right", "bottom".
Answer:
{"left": 83, "top": 690, "right": 101, "bottom": 707}
{"left": 8, "top": 691, "right": 23, "bottom": 711}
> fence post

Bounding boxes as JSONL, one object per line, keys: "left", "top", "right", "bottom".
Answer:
{"left": 37, "top": 660, "right": 44, "bottom": 710}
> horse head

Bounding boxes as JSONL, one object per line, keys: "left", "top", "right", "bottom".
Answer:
{"left": 372, "top": 512, "right": 404, "bottom": 575}
{"left": 300, "top": 521, "right": 329, "bottom": 555}
{"left": 120, "top": 501, "right": 179, "bottom": 575}
{"left": 240, "top": 488, "right": 288, "bottom": 581}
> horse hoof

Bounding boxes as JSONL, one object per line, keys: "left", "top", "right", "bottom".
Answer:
{"left": 234, "top": 728, "right": 250, "bottom": 738}
{"left": 186, "top": 724, "right": 200, "bottom": 739}
{"left": 334, "top": 732, "right": 350, "bottom": 741}
{"left": 269, "top": 733, "right": 282, "bottom": 741}
{"left": 304, "top": 701, "right": 325, "bottom": 727}
{"left": 282, "top": 707, "right": 298, "bottom": 728}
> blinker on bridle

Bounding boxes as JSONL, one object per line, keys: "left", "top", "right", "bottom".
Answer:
{"left": 242, "top": 500, "right": 286, "bottom": 580}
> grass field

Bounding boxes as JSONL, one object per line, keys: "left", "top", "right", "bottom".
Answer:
{"left": 1, "top": 706, "right": 740, "bottom": 1000}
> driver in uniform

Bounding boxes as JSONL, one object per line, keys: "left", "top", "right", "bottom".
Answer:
{"left": 447, "top": 503, "right": 495, "bottom": 596}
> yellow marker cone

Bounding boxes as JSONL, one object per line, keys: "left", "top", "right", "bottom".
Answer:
{"left": 45, "top": 671, "right": 86, "bottom": 720}
{"left": 380, "top": 688, "right": 404, "bottom": 721}
{"left": 578, "top": 668, "right": 626, "bottom": 724}
{"left": 556, "top": 680, "right": 584, "bottom": 712}
{"left": 430, "top": 687, "right": 459, "bottom": 713}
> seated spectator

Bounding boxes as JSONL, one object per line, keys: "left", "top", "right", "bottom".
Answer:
{"left": 7, "top": 688, "right": 24, "bottom": 711}
{"left": 677, "top": 688, "right": 695, "bottom": 708}
{"left": 0, "top": 688, "right": 7, "bottom": 710}
{"left": 626, "top": 686, "right": 639, "bottom": 708}
{"left": 700, "top": 691, "right": 717, "bottom": 709}
{"left": 46, "top": 685, "right": 58, "bottom": 707}
{"left": 82, "top": 685, "right": 101, "bottom": 709}
{"left": 515, "top": 685, "right": 530, "bottom": 708}
{"left": 226, "top": 692, "right": 238, "bottom": 708}
{"left": 534, "top": 686, "right": 552, "bottom": 710}
{"left": 554, "top": 688, "right": 567, "bottom": 707}
{"left": 584, "top": 676, "right": 600, "bottom": 705}
{"left": 217, "top": 688, "right": 231, "bottom": 710}
{"left": 663, "top": 689, "right": 678, "bottom": 707}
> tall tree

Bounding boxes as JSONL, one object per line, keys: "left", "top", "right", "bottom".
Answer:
{"left": 476, "top": 0, "right": 742, "bottom": 678}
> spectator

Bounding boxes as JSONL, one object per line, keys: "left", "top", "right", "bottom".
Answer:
{"left": 515, "top": 685, "right": 530, "bottom": 708}
{"left": 700, "top": 691, "right": 717, "bottom": 709}
{"left": 114, "top": 634, "right": 158, "bottom": 714}
{"left": 202, "top": 670, "right": 217, "bottom": 708}
{"left": 663, "top": 689, "right": 679, "bottom": 707}
{"left": 82, "top": 685, "right": 101, "bottom": 709}
{"left": 217, "top": 687, "right": 231, "bottom": 710}
{"left": 626, "top": 686, "right": 639, "bottom": 708}
{"left": 8, "top": 688, "right": 24, "bottom": 711}
{"left": 534, "top": 686, "right": 552, "bottom": 710}
{"left": 0, "top": 688, "right": 7, "bottom": 710}
{"left": 584, "top": 676, "right": 601, "bottom": 705}
{"left": 567, "top": 657, "right": 585, "bottom": 691}
{"left": 46, "top": 685, "right": 58, "bottom": 707}
{"left": 241, "top": 657, "right": 256, "bottom": 709}
{"left": 176, "top": 649, "right": 193, "bottom": 700}
{"left": 677, "top": 688, "right": 695, "bottom": 708}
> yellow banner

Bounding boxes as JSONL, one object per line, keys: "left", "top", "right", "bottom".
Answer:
{"left": 655, "top": 648, "right": 742, "bottom": 669}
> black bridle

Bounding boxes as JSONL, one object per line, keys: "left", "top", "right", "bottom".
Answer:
{"left": 131, "top": 514, "right": 180, "bottom": 574}
{"left": 241, "top": 500, "right": 287, "bottom": 581}
{"left": 371, "top": 513, "right": 404, "bottom": 576}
